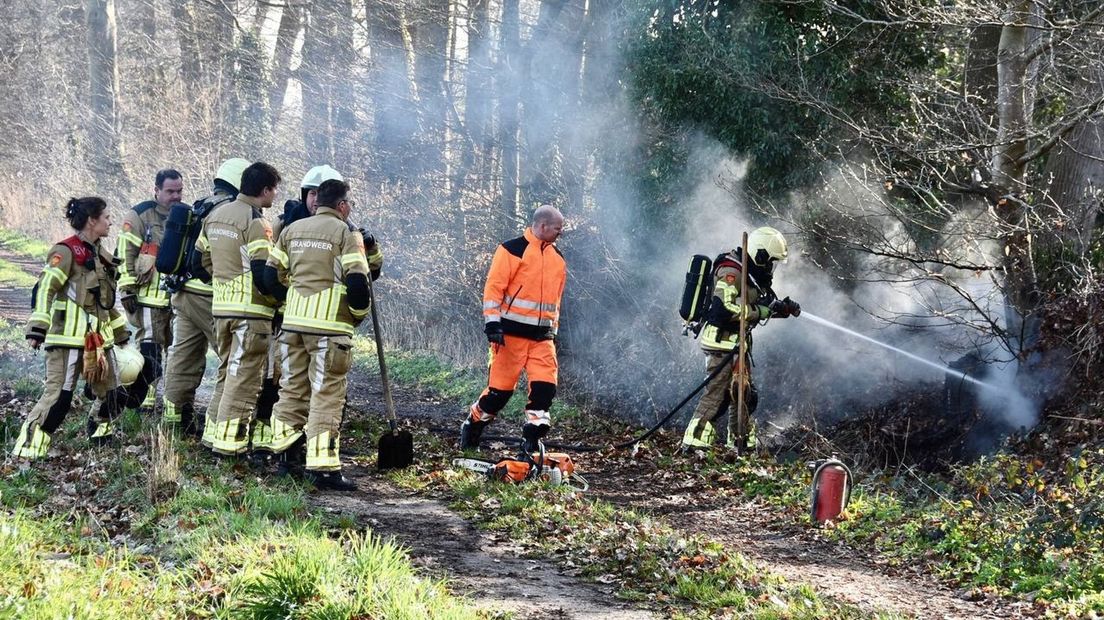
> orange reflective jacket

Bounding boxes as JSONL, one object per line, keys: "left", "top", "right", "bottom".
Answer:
{"left": 482, "top": 227, "right": 566, "bottom": 340}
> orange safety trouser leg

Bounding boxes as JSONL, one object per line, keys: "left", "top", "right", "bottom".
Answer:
{"left": 470, "top": 334, "right": 531, "bottom": 421}
{"left": 522, "top": 338, "right": 557, "bottom": 426}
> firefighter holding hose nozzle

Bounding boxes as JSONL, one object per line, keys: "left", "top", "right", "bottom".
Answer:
{"left": 681, "top": 226, "right": 800, "bottom": 454}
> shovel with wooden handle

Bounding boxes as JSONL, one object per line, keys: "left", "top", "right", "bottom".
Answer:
{"left": 367, "top": 273, "right": 413, "bottom": 470}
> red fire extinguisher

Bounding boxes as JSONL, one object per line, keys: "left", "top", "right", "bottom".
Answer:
{"left": 810, "top": 457, "right": 853, "bottom": 524}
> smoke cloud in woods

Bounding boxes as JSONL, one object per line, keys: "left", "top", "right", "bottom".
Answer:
{"left": 0, "top": 0, "right": 1058, "bottom": 443}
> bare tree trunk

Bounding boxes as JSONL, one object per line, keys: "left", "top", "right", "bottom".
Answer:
{"left": 409, "top": 0, "right": 449, "bottom": 177}
{"left": 86, "top": 0, "right": 128, "bottom": 197}
{"left": 268, "top": 2, "right": 302, "bottom": 128}
{"left": 990, "top": 1, "right": 1039, "bottom": 340}
{"left": 368, "top": 0, "right": 416, "bottom": 182}
{"left": 499, "top": 0, "right": 520, "bottom": 223}
{"left": 1043, "top": 115, "right": 1104, "bottom": 254}
{"left": 518, "top": 0, "right": 570, "bottom": 207}
{"left": 459, "top": 0, "right": 491, "bottom": 190}
{"left": 173, "top": 1, "right": 203, "bottom": 95}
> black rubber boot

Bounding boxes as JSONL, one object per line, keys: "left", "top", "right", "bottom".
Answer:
{"left": 459, "top": 418, "right": 489, "bottom": 450}
{"left": 274, "top": 437, "right": 306, "bottom": 478}
{"left": 180, "top": 405, "right": 204, "bottom": 439}
{"left": 519, "top": 423, "right": 548, "bottom": 456}
{"left": 246, "top": 451, "right": 270, "bottom": 470}
{"left": 305, "top": 470, "right": 357, "bottom": 491}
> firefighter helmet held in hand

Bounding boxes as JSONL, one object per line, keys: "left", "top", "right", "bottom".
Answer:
{"left": 301, "top": 165, "right": 343, "bottom": 189}
{"left": 747, "top": 226, "right": 788, "bottom": 267}
{"left": 215, "top": 158, "right": 251, "bottom": 192}
{"left": 115, "top": 345, "right": 145, "bottom": 387}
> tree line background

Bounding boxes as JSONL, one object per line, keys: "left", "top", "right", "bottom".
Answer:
{"left": 1, "top": 0, "right": 1102, "bottom": 434}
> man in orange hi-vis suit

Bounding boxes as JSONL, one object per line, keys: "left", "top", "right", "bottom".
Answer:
{"left": 460, "top": 205, "right": 566, "bottom": 456}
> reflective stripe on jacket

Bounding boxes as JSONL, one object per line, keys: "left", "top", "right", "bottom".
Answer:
{"left": 28, "top": 238, "right": 127, "bottom": 349}
{"left": 196, "top": 195, "right": 277, "bottom": 319}
{"left": 117, "top": 201, "right": 171, "bottom": 307}
{"left": 268, "top": 207, "right": 373, "bottom": 336}
{"left": 700, "top": 273, "right": 768, "bottom": 352}
{"left": 482, "top": 227, "right": 566, "bottom": 340}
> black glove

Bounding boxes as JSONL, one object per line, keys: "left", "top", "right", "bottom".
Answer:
{"left": 121, "top": 295, "right": 138, "bottom": 314}
{"left": 357, "top": 227, "right": 378, "bottom": 254}
{"left": 485, "top": 322, "right": 506, "bottom": 346}
{"left": 768, "top": 297, "right": 801, "bottom": 319}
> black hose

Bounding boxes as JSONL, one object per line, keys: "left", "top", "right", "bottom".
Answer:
{"left": 447, "top": 348, "right": 738, "bottom": 453}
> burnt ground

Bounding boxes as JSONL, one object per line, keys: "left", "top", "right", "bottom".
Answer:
{"left": 0, "top": 237, "right": 1035, "bottom": 618}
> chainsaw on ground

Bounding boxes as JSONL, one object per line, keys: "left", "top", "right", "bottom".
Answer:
{"left": 454, "top": 448, "right": 588, "bottom": 492}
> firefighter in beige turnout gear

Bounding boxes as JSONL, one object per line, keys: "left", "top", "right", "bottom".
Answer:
{"left": 264, "top": 179, "right": 381, "bottom": 490}
{"left": 117, "top": 169, "right": 183, "bottom": 411}
{"left": 251, "top": 165, "right": 346, "bottom": 453}
{"left": 681, "top": 227, "right": 799, "bottom": 453}
{"left": 195, "top": 162, "right": 282, "bottom": 457}
{"left": 164, "top": 159, "right": 248, "bottom": 436}
{"left": 12, "top": 197, "right": 130, "bottom": 459}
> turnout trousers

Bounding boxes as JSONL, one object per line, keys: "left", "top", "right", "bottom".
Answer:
{"left": 11, "top": 347, "right": 123, "bottom": 459}
{"left": 681, "top": 351, "right": 758, "bottom": 450}
{"left": 268, "top": 331, "right": 353, "bottom": 472}
{"left": 207, "top": 317, "right": 272, "bottom": 455}
{"left": 164, "top": 290, "right": 222, "bottom": 430}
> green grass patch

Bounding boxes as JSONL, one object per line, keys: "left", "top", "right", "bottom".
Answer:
{"left": 0, "top": 257, "right": 36, "bottom": 287}
{"left": 0, "top": 227, "right": 51, "bottom": 260}
{"left": 0, "top": 415, "right": 487, "bottom": 618}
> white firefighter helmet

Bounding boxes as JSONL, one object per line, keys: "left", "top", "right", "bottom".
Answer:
{"left": 301, "top": 165, "right": 343, "bottom": 189}
{"left": 747, "top": 226, "right": 788, "bottom": 267}
{"left": 115, "top": 345, "right": 145, "bottom": 387}
{"left": 215, "top": 158, "right": 251, "bottom": 192}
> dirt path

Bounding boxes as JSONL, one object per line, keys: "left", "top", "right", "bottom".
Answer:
{"left": 313, "top": 472, "right": 654, "bottom": 619}
{"left": 0, "top": 249, "right": 39, "bottom": 324}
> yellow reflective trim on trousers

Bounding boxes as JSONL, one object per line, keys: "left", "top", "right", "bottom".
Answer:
{"left": 210, "top": 418, "right": 250, "bottom": 454}
{"left": 251, "top": 420, "right": 273, "bottom": 451}
{"left": 305, "top": 431, "right": 341, "bottom": 471}
{"left": 90, "top": 422, "right": 114, "bottom": 439}
{"left": 681, "top": 419, "right": 715, "bottom": 448}
{"left": 268, "top": 416, "right": 304, "bottom": 453}
{"left": 11, "top": 422, "right": 51, "bottom": 459}
{"left": 162, "top": 400, "right": 180, "bottom": 422}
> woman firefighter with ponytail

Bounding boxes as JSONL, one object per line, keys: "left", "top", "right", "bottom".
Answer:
{"left": 11, "top": 197, "right": 131, "bottom": 460}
